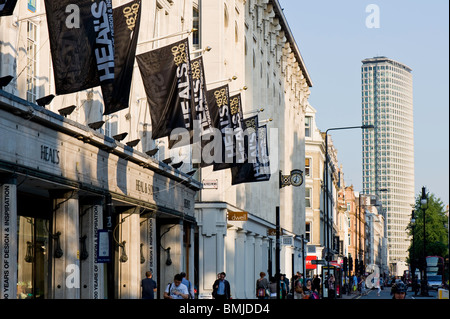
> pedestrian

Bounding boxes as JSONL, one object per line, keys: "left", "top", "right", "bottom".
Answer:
{"left": 268, "top": 276, "right": 277, "bottom": 299}
{"left": 360, "top": 275, "right": 366, "bottom": 296}
{"left": 391, "top": 281, "right": 407, "bottom": 299}
{"left": 293, "top": 276, "right": 304, "bottom": 299}
{"left": 352, "top": 273, "right": 358, "bottom": 293}
{"left": 164, "top": 274, "right": 189, "bottom": 299}
{"left": 212, "top": 272, "right": 231, "bottom": 300}
{"left": 256, "top": 272, "right": 269, "bottom": 299}
{"left": 282, "top": 274, "right": 290, "bottom": 298}
{"left": 313, "top": 274, "right": 320, "bottom": 294}
{"left": 141, "top": 271, "right": 157, "bottom": 299}
{"left": 303, "top": 278, "right": 313, "bottom": 298}
{"left": 375, "top": 276, "right": 381, "bottom": 296}
{"left": 279, "top": 274, "right": 288, "bottom": 299}
{"left": 328, "top": 274, "right": 335, "bottom": 299}
{"left": 180, "top": 272, "right": 195, "bottom": 299}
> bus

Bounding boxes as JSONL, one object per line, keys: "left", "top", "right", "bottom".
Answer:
{"left": 426, "top": 256, "right": 445, "bottom": 289}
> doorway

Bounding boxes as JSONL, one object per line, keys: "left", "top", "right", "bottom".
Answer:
{"left": 17, "top": 193, "right": 52, "bottom": 299}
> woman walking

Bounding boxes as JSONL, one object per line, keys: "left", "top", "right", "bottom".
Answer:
{"left": 256, "top": 272, "right": 269, "bottom": 299}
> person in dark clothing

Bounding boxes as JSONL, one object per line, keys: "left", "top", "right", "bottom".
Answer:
{"left": 313, "top": 275, "right": 321, "bottom": 294}
{"left": 141, "top": 271, "right": 157, "bottom": 299}
{"left": 212, "top": 272, "right": 231, "bottom": 299}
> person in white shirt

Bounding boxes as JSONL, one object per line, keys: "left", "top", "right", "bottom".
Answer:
{"left": 164, "top": 274, "right": 189, "bottom": 299}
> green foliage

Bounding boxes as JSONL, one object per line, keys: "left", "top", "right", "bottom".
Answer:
{"left": 407, "top": 191, "right": 449, "bottom": 267}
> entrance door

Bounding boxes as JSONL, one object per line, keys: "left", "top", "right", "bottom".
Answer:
{"left": 17, "top": 216, "right": 51, "bottom": 299}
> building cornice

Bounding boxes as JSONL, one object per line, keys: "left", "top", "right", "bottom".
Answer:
{"left": 270, "top": 0, "right": 313, "bottom": 87}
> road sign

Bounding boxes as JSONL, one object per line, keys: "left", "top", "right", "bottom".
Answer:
{"left": 311, "top": 259, "right": 326, "bottom": 265}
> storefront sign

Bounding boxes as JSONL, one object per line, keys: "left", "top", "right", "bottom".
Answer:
{"left": 0, "top": 184, "right": 17, "bottom": 299}
{"left": 40, "top": 144, "right": 60, "bottom": 165}
{"left": 97, "top": 230, "right": 111, "bottom": 263}
{"left": 1, "top": 185, "right": 12, "bottom": 298}
{"left": 227, "top": 211, "right": 248, "bottom": 221}
{"left": 306, "top": 256, "right": 318, "bottom": 269}
{"left": 202, "top": 179, "right": 218, "bottom": 189}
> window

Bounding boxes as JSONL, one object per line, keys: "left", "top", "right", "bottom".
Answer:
{"left": 26, "top": 21, "right": 38, "bottom": 103}
{"left": 305, "top": 158, "right": 311, "bottom": 177}
{"left": 193, "top": 5, "right": 200, "bottom": 49}
{"left": 305, "top": 116, "right": 312, "bottom": 137}
{"left": 305, "top": 188, "right": 312, "bottom": 208}
{"left": 305, "top": 223, "right": 311, "bottom": 243}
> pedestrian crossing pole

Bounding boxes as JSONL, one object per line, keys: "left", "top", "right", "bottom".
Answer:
{"left": 276, "top": 206, "right": 281, "bottom": 300}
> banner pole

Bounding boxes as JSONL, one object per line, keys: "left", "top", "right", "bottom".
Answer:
{"left": 137, "top": 28, "right": 196, "bottom": 46}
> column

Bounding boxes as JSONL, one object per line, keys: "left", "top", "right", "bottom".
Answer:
{"left": 225, "top": 226, "right": 237, "bottom": 298}
{"left": 80, "top": 197, "right": 105, "bottom": 299}
{"left": 50, "top": 190, "right": 80, "bottom": 299}
{"left": 115, "top": 209, "right": 140, "bottom": 299}
{"left": 261, "top": 237, "right": 269, "bottom": 274}
{"left": 159, "top": 221, "right": 184, "bottom": 298}
{"left": 0, "top": 175, "right": 17, "bottom": 299}
{"left": 245, "top": 232, "right": 255, "bottom": 299}
{"left": 234, "top": 229, "right": 246, "bottom": 299}
{"left": 254, "top": 235, "right": 263, "bottom": 275}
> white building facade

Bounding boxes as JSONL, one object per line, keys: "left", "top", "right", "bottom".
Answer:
{"left": 194, "top": 0, "right": 312, "bottom": 299}
{"left": 0, "top": 0, "right": 313, "bottom": 299}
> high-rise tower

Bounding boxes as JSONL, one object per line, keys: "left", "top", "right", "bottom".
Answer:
{"left": 361, "top": 57, "right": 415, "bottom": 268}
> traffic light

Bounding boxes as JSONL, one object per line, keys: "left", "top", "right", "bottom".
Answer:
{"left": 359, "top": 260, "right": 364, "bottom": 273}
{"left": 349, "top": 257, "right": 353, "bottom": 272}
{"left": 343, "top": 257, "right": 348, "bottom": 272}
{"left": 355, "top": 258, "right": 359, "bottom": 273}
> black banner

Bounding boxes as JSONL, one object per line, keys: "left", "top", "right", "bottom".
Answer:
{"left": 0, "top": 0, "right": 18, "bottom": 16}
{"left": 205, "top": 85, "right": 234, "bottom": 170}
{"left": 45, "top": 0, "right": 115, "bottom": 95}
{"left": 229, "top": 94, "right": 245, "bottom": 165}
{"left": 231, "top": 117, "right": 270, "bottom": 185}
{"left": 102, "top": 0, "right": 141, "bottom": 115}
{"left": 136, "top": 38, "right": 194, "bottom": 141}
{"left": 191, "top": 56, "right": 215, "bottom": 167}
{"left": 256, "top": 124, "right": 271, "bottom": 181}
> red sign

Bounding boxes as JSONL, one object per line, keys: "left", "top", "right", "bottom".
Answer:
{"left": 306, "top": 256, "right": 317, "bottom": 270}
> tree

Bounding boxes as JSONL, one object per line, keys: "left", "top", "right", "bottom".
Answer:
{"left": 406, "top": 191, "right": 449, "bottom": 271}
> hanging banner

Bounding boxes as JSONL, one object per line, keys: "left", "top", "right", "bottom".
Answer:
{"left": 205, "top": 85, "right": 234, "bottom": 171}
{"left": 229, "top": 94, "right": 245, "bottom": 164}
{"left": 102, "top": 0, "right": 141, "bottom": 115}
{"left": 231, "top": 116, "right": 271, "bottom": 185}
{"left": 44, "top": 0, "right": 115, "bottom": 95}
{"left": 191, "top": 56, "right": 215, "bottom": 167}
{"left": 0, "top": 0, "right": 18, "bottom": 16}
{"left": 136, "top": 38, "right": 194, "bottom": 141}
{"left": 256, "top": 124, "right": 271, "bottom": 181}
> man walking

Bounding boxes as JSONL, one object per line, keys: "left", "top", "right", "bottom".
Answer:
{"left": 212, "top": 272, "right": 231, "bottom": 300}
{"left": 164, "top": 274, "right": 189, "bottom": 299}
{"left": 180, "top": 272, "right": 195, "bottom": 299}
{"left": 141, "top": 271, "right": 157, "bottom": 299}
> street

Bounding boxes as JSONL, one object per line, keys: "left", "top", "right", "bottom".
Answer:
{"left": 349, "top": 287, "right": 438, "bottom": 300}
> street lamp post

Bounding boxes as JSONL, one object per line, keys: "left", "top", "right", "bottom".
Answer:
{"left": 322, "top": 124, "right": 374, "bottom": 298}
{"left": 420, "top": 186, "right": 429, "bottom": 297}
{"left": 411, "top": 210, "right": 417, "bottom": 295}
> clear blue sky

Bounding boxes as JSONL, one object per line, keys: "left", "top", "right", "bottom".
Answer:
{"left": 280, "top": 0, "right": 450, "bottom": 207}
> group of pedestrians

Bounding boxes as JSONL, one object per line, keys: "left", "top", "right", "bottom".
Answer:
{"left": 141, "top": 271, "right": 195, "bottom": 300}
{"left": 142, "top": 269, "right": 342, "bottom": 300}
